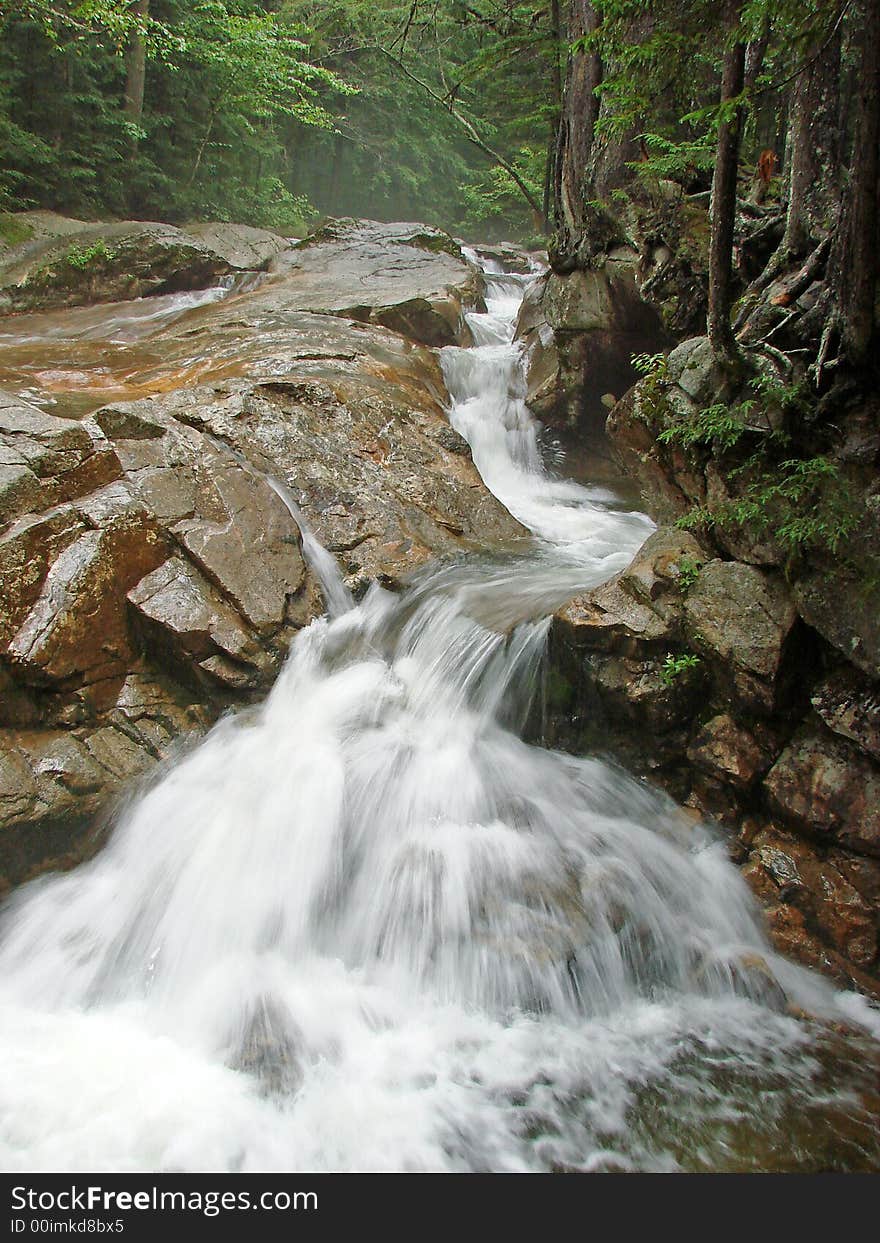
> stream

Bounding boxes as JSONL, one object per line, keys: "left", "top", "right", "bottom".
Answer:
{"left": 0, "top": 255, "right": 878, "bottom": 1173}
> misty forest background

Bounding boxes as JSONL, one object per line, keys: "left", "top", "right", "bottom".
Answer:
{"left": 0, "top": 0, "right": 877, "bottom": 381}
{"left": 0, "top": 2, "right": 868, "bottom": 246}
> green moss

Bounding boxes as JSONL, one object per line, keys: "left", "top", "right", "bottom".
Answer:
{"left": 0, "top": 213, "right": 34, "bottom": 248}
{"left": 402, "top": 231, "right": 461, "bottom": 258}
{"left": 544, "top": 666, "right": 575, "bottom": 713}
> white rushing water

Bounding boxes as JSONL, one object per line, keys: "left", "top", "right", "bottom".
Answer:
{"left": 0, "top": 253, "right": 878, "bottom": 1174}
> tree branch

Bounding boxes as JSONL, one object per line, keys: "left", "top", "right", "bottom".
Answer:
{"left": 366, "top": 43, "right": 543, "bottom": 216}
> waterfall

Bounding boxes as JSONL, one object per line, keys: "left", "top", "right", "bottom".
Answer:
{"left": 0, "top": 254, "right": 877, "bottom": 1175}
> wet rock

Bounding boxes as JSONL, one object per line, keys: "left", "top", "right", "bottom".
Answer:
{"left": 683, "top": 560, "right": 797, "bottom": 712}
{"left": 516, "top": 265, "right": 668, "bottom": 429}
{"left": 764, "top": 727, "right": 880, "bottom": 858}
{"left": 184, "top": 222, "right": 292, "bottom": 271}
{"left": 617, "top": 526, "right": 705, "bottom": 611}
{"left": 555, "top": 580, "right": 674, "bottom": 658}
{"left": 82, "top": 723, "right": 158, "bottom": 784}
{"left": 687, "top": 714, "right": 769, "bottom": 790}
{"left": 0, "top": 393, "right": 122, "bottom": 521}
{"left": 742, "top": 825, "right": 878, "bottom": 977}
{"left": 0, "top": 219, "right": 234, "bottom": 313}
{"left": 136, "top": 373, "right": 524, "bottom": 591}
{"left": 172, "top": 464, "right": 306, "bottom": 635}
{"left": 0, "top": 746, "right": 40, "bottom": 830}
{"left": 553, "top": 528, "right": 702, "bottom": 658}
{"left": 811, "top": 669, "right": 880, "bottom": 762}
{"left": 0, "top": 507, "right": 88, "bottom": 649}
{"left": 4, "top": 487, "right": 168, "bottom": 688}
{"left": 128, "top": 556, "right": 274, "bottom": 692}
{"left": 267, "top": 219, "right": 482, "bottom": 347}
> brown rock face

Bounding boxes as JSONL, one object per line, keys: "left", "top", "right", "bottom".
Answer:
{"left": 687, "top": 714, "right": 768, "bottom": 791}
{"left": 765, "top": 728, "right": 880, "bottom": 858}
{"left": 545, "top": 521, "right": 880, "bottom": 992}
{"left": 128, "top": 556, "right": 275, "bottom": 692}
{"left": 0, "top": 254, "right": 523, "bottom": 887}
{"left": 742, "top": 826, "right": 880, "bottom": 983}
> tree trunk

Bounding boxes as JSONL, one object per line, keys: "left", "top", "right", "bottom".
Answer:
{"left": 123, "top": 0, "right": 149, "bottom": 152}
{"left": 836, "top": 0, "right": 880, "bottom": 365}
{"left": 543, "top": 0, "right": 564, "bottom": 230}
{"left": 708, "top": 14, "right": 746, "bottom": 365}
{"left": 782, "top": 24, "right": 841, "bottom": 256}
{"left": 555, "top": 0, "right": 602, "bottom": 244}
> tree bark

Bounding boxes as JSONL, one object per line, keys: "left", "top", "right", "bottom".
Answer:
{"left": 543, "top": 0, "right": 564, "bottom": 229}
{"left": 555, "top": 0, "right": 602, "bottom": 243}
{"left": 123, "top": 0, "right": 149, "bottom": 152}
{"left": 836, "top": 0, "right": 880, "bottom": 365}
{"left": 782, "top": 24, "right": 841, "bottom": 256}
{"left": 708, "top": 13, "right": 746, "bottom": 365}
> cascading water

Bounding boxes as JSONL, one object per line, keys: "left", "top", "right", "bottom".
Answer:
{"left": 0, "top": 252, "right": 878, "bottom": 1174}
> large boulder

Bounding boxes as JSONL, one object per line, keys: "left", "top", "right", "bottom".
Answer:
{"left": 516, "top": 253, "right": 669, "bottom": 430}
{"left": 183, "top": 222, "right": 292, "bottom": 271}
{"left": 267, "top": 218, "right": 482, "bottom": 347}
{"left": 682, "top": 560, "right": 798, "bottom": 713}
{"left": 546, "top": 527, "right": 708, "bottom": 769}
{"left": 0, "top": 218, "right": 238, "bottom": 313}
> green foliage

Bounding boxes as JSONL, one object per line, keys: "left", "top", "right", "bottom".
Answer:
{"left": 658, "top": 399, "right": 756, "bottom": 452}
{"left": 659, "top": 652, "right": 701, "bottom": 686}
{"left": 678, "top": 455, "right": 860, "bottom": 556}
{"left": 62, "top": 238, "right": 115, "bottom": 269}
{"left": 281, "top": 1, "right": 558, "bottom": 236}
{"left": 656, "top": 373, "right": 810, "bottom": 455}
{"left": 0, "top": 2, "right": 351, "bottom": 229}
{"left": 459, "top": 147, "right": 544, "bottom": 235}
{"left": 676, "top": 555, "right": 702, "bottom": 593}
{"left": 631, "top": 351, "right": 668, "bottom": 379}
{"left": 630, "top": 133, "right": 714, "bottom": 183}
{"left": 569, "top": 0, "right": 845, "bottom": 206}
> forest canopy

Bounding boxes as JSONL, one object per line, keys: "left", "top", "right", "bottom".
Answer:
{"left": 0, "top": 0, "right": 876, "bottom": 333}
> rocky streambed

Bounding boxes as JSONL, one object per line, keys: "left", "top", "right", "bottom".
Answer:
{"left": 1, "top": 212, "right": 879, "bottom": 1174}
{"left": 0, "top": 217, "right": 524, "bottom": 891}
{"left": 1, "top": 208, "right": 878, "bottom": 1009}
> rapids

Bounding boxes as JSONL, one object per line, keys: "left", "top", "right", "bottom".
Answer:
{"left": 0, "top": 253, "right": 878, "bottom": 1174}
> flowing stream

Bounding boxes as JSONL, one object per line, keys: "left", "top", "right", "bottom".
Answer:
{"left": 0, "top": 256, "right": 878, "bottom": 1173}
